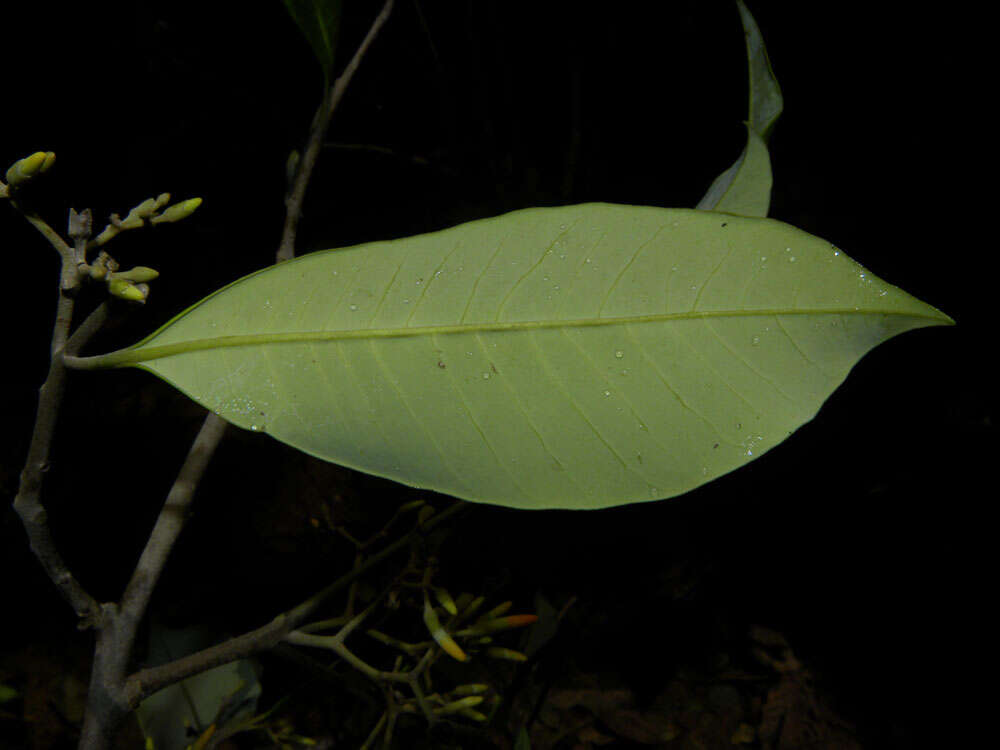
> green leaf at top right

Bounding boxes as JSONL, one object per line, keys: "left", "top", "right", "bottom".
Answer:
{"left": 698, "top": 0, "right": 784, "bottom": 216}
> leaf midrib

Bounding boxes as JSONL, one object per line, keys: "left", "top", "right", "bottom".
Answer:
{"left": 72, "top": 306, "right": 949, "bottom": 369}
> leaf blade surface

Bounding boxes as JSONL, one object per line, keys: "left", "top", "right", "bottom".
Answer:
{"left": 107, "top": 204, "right": 949, "bottom": 509}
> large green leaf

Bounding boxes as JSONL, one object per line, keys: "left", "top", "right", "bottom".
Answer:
{"left": 78, "top": 204, "right": 950, "bottom": 510}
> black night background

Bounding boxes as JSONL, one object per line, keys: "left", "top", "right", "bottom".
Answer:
{"left": 0, "top": 2, "right": 992, "bottom": 748}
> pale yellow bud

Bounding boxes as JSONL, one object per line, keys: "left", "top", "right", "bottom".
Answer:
{"left": 433, "top": 696, "right": 484, "bottom": 715}
{"left": 485, "top": 646, "right": 527, "bottom": 662}
{"left": 130, "top": 198, "right": 159, "bottom": 219}
{"left": 114, "top": 266, "right": 159, "bottom": 283}
{"left": 150, "top": 197, "right": 202, "bottom": 224}
{"left": 118, "top": 216, "right": 145, "bottom": 230}
{"left": 5, "top": 151, "right": 55, "bottom": 187}
{"left": 108, "top": 277, "right": 148, "bottom": 303}
{"left": 423, "top": 596, "right": 467, "bottom": 662}
{"left": 451, "top": 684, "right": 489, "bottom": 696}
{"left": 433, "top": 587, "right": 458, "bottom": 615}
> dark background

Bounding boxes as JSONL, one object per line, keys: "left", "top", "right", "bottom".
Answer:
{"left": 1, "top": 1, "right": 992, "bottom": 748}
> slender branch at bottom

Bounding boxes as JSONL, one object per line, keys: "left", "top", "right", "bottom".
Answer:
{"left": 124, "top": 501, "right": 467, "bottom": 705}
{"left": 14, "top": 295, "right": 110, "bottom": 626}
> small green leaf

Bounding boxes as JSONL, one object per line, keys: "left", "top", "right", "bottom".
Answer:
{"left": 514, "top": 727, "right": 532, "bottom": 750}
{"left": 282, "top": 0, "right": 342, "bottom": 81}
{"left": 696, "top": 123, "right": 771, "bottom": 216}
{"left": 697, "top": 1, "right": 783, "bottom": 215}
{"left": 75, "top": 204, "right": 951, "bottom": 511}
{"left": 738, "top": 0, "right": 783, "bottom": 142}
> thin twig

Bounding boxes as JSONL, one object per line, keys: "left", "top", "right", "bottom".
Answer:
{"left": 383, "top": 694, "right": 399, "bottom": 749}
{"left": 360, "top": 711, "right": 388, "bottom": 750}
{"left": 408, "top": 649, "right": 437, "bottom": 720}
{"left": 13, "top": 337, "right": 100, "bottom": 624}
{"left": 65, "top": 303, "right": 110, "bottom": 356}
{"left": 125, "top": 502, "right": 466, "bottom": 704}
{"left": 14, "top": 204, "right": 75, "bottom": 263}
{"left": 11, "top": 209, "right": 107, "bottom": 626}
{"left": 286, "top": 631, "right": 410, "bottom": 683}
{"left": 277, "top": 0, "right": 395, "bottom": 261}
{"left": 118, "top": 413, "right": 229, "bottom": 633}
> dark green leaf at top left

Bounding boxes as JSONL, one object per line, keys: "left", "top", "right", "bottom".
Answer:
{"left": 282, "top": 0, "right": 342, "bottom": 81}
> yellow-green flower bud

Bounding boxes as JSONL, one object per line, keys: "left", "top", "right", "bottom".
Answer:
{"left": 464, "top": 613, "right": 538, "bottom": 636}
{"left": 433, "top": 587, "right": 458, "bottom": 616}
{"left": 155, "top": 192, "right": 171, "bottom": 208}
{"left": 451, "top": 684, "right": 489, "bottom": 697}
{"left": 130, "top": 198, "right": 159, "bottom": 219}
{"left": 150, "top": 197, "right": 202, "bottom": 224}
{"left": 459, "top": 595, "right": 485, "bottom": 621}
{"left": 108, "top": 277, "right": 148, "bottom": 303}
{"left": 118, "top": 215, "right": 145, "bottom": 230}
{"left": 433, "top": 696, "right": 484, "bottom": 715}
{"left": 423, "top": 596, "right": 466, "bottom": 662}
{"left": 479, "top": 601, "right": 513, "bottom": 620}
{"left": 485, "top": 646, "right": 527, "bottom": 662}
{"left": 5, "top": 151, "right": 55, "bottom": 187}
{"left": 114, "top": 266, "right": 159, "bottom": 283}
